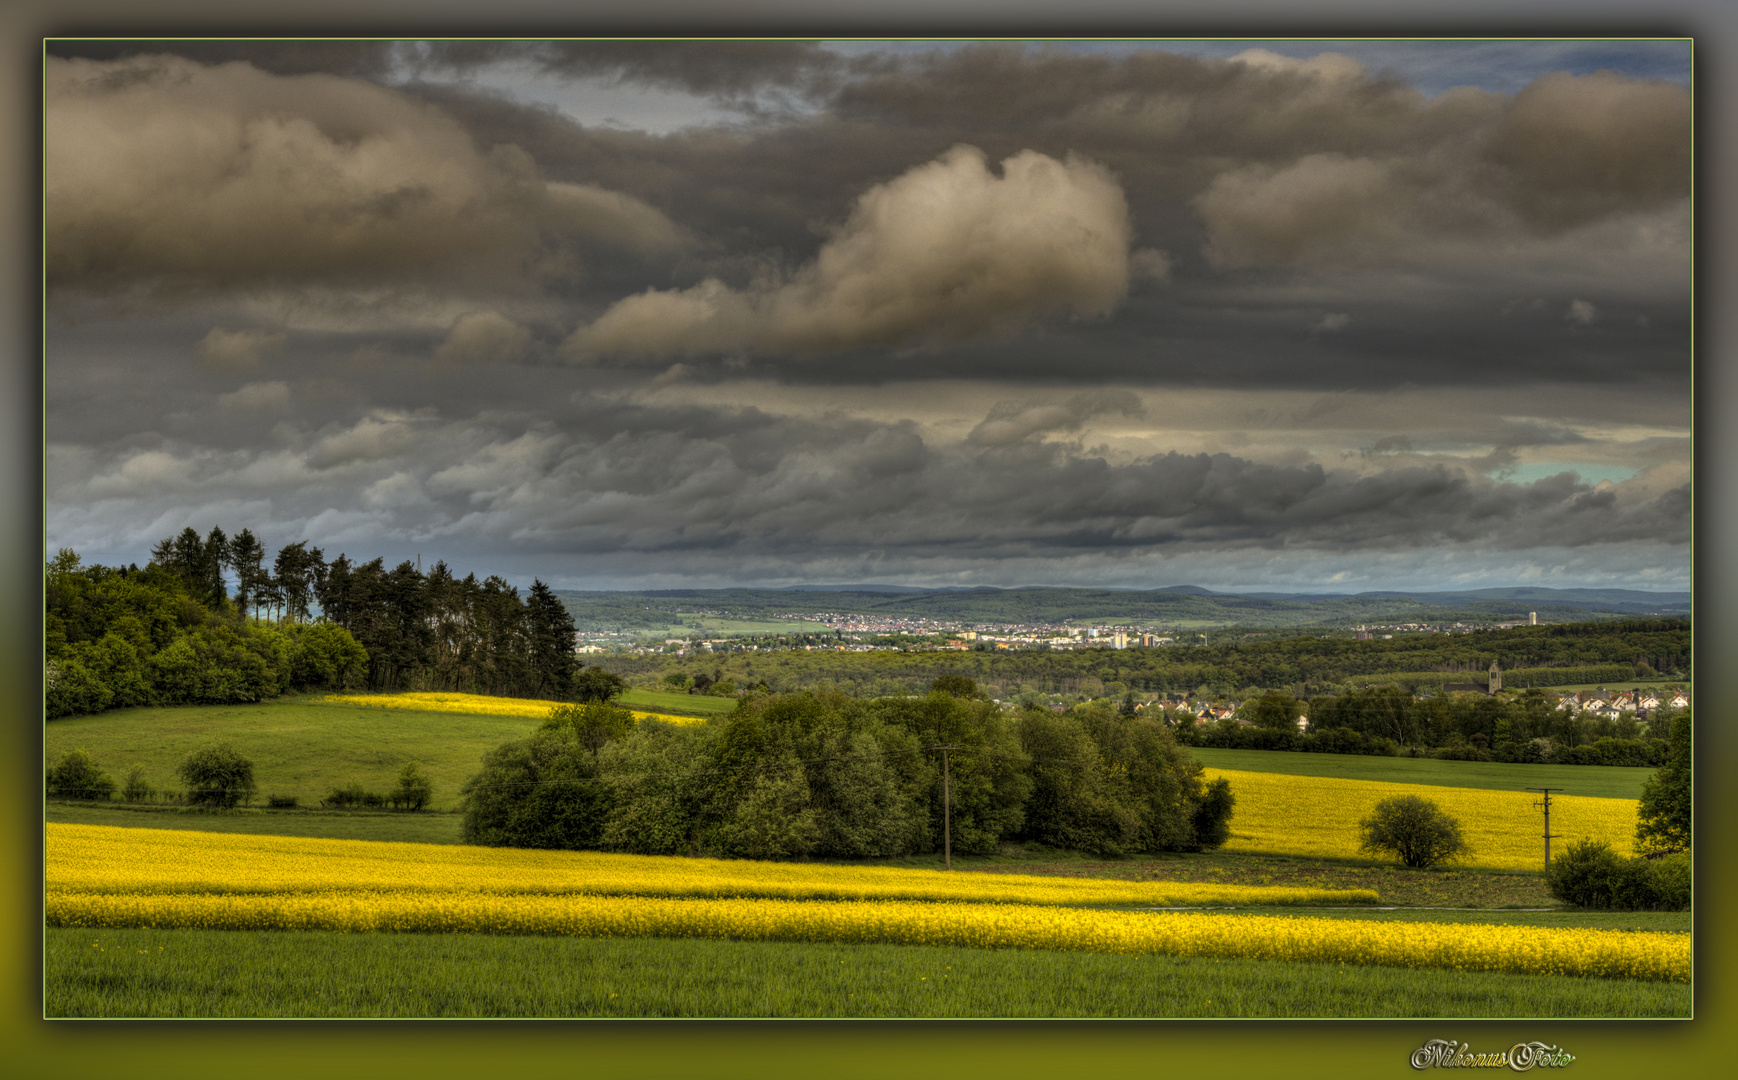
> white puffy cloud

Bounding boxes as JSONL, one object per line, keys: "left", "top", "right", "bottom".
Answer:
{"left": 565, "top": 145, "right": 1132, "bottom": 360}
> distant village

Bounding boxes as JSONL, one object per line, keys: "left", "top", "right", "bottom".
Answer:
{"left": 578, "top": 611, "right": 1541, "bottom": 657}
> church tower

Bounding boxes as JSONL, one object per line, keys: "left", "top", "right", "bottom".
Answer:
{"left": 1489, "top": 661, "right": 1502, "bottom": 694}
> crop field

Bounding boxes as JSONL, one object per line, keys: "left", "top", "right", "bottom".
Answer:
{"left": 321, "top": 690, "right": 707, "bottom": 727}
{"left": 48, "top": 823, "right": 1378, "bottom": 908}
{"left": 1204, "top": 767, "right": 1638, "bottom": 871}
{"left": 47, "top": 824, "right": 1685, "bottom": 988}
{"left": 1189, "top": 747, "right": 1652, "bottom": 800}
{"left": 45, "top": 927, "right": 1689, "bottom": 1018}
{"left": 44, "top": 697, "right": 1688, "bottom": 1017}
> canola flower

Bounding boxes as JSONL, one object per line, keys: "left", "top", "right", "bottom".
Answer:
{"left": 321, "top": 691, "right": 706, "bottom": 728}
{"left": 45, "top": 824, "right": 1686, "bottom": 983}
{"left": 44, "top": 889, "right": 1686, "bottom": 983}
{"left": 1204, "top": 769, "right": 1640, "bottom": 873}
{"left": 47, "top": 824, "right": 1375, "bottom": 908}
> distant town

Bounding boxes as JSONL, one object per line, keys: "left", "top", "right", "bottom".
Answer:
{"left": 582, "top": 611, "right": 1556, "bottom": 657}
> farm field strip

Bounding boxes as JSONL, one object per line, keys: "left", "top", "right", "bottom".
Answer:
{"left": 45, "top": 888, "right": 1686, "bottom": 984}
{"left": 48, "top": 926, "right": 1690, "bottom": 1018}
{"left": 47, "top": 824, "right": 1376, "bottom": 908}
{"left": 320, "top": 691, "right": 706, "bottom": 727}
{"left": 1188, "top": 748, "right": 1652, "bottom": 800}
{"left": 1205, "top": 768, "right": 1639, "bottom": 872}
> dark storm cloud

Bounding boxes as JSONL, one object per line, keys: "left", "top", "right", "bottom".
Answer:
{"left": 45, "top": 39, "right": 402, "bottom": 78}
{"left": 419, "top": 40, "right": 853, "bottom": 99}
{"left": 47, "top": 397, "right": 1688, "bottom": 572}
{"left": 44, "top": 44, "right": 1690, "bottom": 386}
{"left": 45, "top": 54, "right": 687, "bottom": 300}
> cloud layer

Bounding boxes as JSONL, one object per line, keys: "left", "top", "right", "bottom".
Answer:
{"left": 41, "top": 42, "right": 1692, "bottom": 591}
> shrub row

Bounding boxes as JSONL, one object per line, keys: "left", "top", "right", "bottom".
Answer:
{"left": 1546, "top": 840, "right": 1691, "bottom": 911}
{"left": 45, "top": 749, "right": 432, "bottom": 812}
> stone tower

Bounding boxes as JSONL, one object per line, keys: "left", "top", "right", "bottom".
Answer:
{"left": 1489, "top": 661, "right": 1502, "bottom": 693}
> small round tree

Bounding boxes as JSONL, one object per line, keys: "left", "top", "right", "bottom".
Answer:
{"left": 46, "top": 748, "right": 115, "bottom": 801}
{"left": 1359, "top": 795, "right": 1469, "bottom": 868}
{"left": 177, "top": 743, "right": 256, "bottom": 808}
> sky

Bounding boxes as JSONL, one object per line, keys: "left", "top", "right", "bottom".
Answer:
{"left": 41, "top": 38, "right": 1693, "bottom": 593}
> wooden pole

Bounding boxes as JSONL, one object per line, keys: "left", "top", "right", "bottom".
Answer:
{"left": 1526, "top": 787, "right": 1563, "bottom": 871}
{"left": 942, "top": 747, "right": 952, "bottom": 871}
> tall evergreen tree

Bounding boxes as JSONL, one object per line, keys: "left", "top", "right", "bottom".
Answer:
{"left": 226, "top": 528, "right": 267, "bottom": 620}
{"left": 526, "top": 579, "right": 579, "bottom": 700}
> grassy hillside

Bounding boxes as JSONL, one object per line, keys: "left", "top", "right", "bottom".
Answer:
{"left": 44, "top": 699, "right": 537, "bottom": 812}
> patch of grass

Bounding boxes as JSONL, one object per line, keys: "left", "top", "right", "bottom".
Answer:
{"left": 616, "top": 688, "right": 736, "bottom": 716}
{"left": 46, "top": 927, "right": 1688, "bottom": 1018}
{"left": 1188, "top": 747, "right": 1651, "bottom": 800}
{"left": 45, "top": 801, "right": 465, "bottom": 845}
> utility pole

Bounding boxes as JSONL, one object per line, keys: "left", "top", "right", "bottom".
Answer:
{"left": 1526, "top": 788, "right": 1563, "bottom": 871}
{"left": 930, "top": 744, "right": 967, "bottom": 870}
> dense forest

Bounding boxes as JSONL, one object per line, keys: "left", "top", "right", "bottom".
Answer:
{"left": 598, "top": 619, "right": 1690, "bottom": 701}
{"left": 46, "top": 526, "right": 589, "bottom": 719}
{"left": 462, "top": 685, "right": 1235, "bottom": 861}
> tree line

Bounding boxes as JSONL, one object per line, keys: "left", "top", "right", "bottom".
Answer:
{"left": 46, "top": 527, "right": 605, "bottom": 719}
{"left": 461, "top": 680, "right": 1235, "bottom": 861}
{"left": 45, "top": 548, "right": 367, "bottom": 719}
{"left": 144, "top": 525, "right": 585, "bottom": 698}
{"left": 1171, "top": 686, "right": 1677, "bottom": 768}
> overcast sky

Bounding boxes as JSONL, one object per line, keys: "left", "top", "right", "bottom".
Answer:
{"left": 42, "top": 39, "right": 1692, "bottom": 593}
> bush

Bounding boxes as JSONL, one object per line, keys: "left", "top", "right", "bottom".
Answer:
{"left": 46, "top": 749, "right": 115, "bottom": 801}
{"left": 176, "top": 743, "right": 257, "bottom": 808}
{"left": 1358, "top": 795, "right": 1469, "bottom": 868}
{"left": 393, "top": 763, "right": 433, "bottom": 811}
{"left": 1650, "top": 851, "right": 1692, "bottom": 910}
{"left": 1546, "top": 839, "right": 1688, "bottom": 910}
{"left": 323, "top": 783, "right": 371, "bottom": 809}
{"left": 461, "top": 728, "right": 613, "bottom": 849}
{"left": 121, "top": 765, "right": 153, "bottom": 803}
{"left": 266, "top": 794, "right": 299, "bottom": 808}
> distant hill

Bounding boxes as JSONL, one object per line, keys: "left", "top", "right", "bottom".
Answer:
{"left": 554, "top": 584, "right": 1688, "bottom": 632}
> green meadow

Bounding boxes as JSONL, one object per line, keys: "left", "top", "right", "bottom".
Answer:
{"left": 45, "top": 927, "right": 1687, "bottom": 1019}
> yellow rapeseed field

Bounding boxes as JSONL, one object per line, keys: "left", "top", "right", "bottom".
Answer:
{"left": 1204, "top": 768, "right": 1640, "bottom": 872}
{"left": 46, "top": 824, "right": 1375, "bottom": 908}
{"left": 45, "top": 824, "right": 1686, "bottom": 982}
{"left": 46, "top": 890, "right": 1685, "bottom": 982}
{"left": 321, "top": 691, "right": 706, "bottom": 727}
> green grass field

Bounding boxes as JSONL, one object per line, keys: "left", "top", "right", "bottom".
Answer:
{"left": 45, "top": 801, "right": 467, "bottom": 844}
{"left": 44, "top": 699, "right": 536, "bottom": 811}
{"left": 45, "top": 926, "right": 1688, "bottom": 1018}
{"left": 1188, "top": 747, "right": 1651, "bottom": 800}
